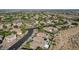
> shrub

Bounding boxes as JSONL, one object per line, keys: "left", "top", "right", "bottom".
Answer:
{"left": 71, "top": 22, "right": 78, "bottom": 26}
{"left": 36, "top": 46, "right": 43, "bottom": 50}
{"left": 0, "top": 30, "right": 12, "bottom": 37}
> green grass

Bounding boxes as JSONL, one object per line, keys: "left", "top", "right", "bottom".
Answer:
{"left": 4, "top": 16, "right": 13, "bottom": 22}
{"left": 22, "top": 43, "right": 30, "bottom": 48}
{"left": 20, "top": 24, "right": 27, "bottom": 33}
{"left": 0, "top": 30, "right": 12, "bottom": 37}
{"left": 22, "top": 40, "right": 33, "bottom": 49}
{"left": 21, "top": 15, "right": 28, "bottom": 20}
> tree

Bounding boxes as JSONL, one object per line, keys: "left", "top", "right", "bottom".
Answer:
{"left": 74, "top": 18, "right": 79, "bottom": 22}
{"left": 21, "top": 15, "right": 27, "bottom": 20}
{"left": 36, "top": 46, "right": 43, "bottom": 50}
{"left": 71, "top": 22, "right": 78, "bottom": 26}
{"left": 0, "top": 30, "right": 12, "bottom": 37}
{"left": 4, "top": 15, "right": 13, "bottom": 22}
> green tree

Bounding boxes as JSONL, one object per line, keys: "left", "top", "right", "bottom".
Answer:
{"left": 36, "top": 47, "right": 43, "bottom": 50}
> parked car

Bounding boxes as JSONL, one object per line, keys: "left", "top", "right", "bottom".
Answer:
{"left": 0, "top": 35, "right": 4, "bottom": 44}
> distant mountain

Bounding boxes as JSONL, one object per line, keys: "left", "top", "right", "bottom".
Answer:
{"left": 0, "top": 9, "right": 79, "bottom": 13}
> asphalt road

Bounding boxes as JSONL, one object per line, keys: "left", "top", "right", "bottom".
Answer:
{"left": 8, "top": 29, "right": 33, "bottom": 50}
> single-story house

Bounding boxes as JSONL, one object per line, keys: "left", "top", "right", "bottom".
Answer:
{"left": 12, "top": 19, "right": 22, "bottom": 27}
{"left": 0, "top": 23, "right": 3, "bottom": 29}
{"left": 5, "top": 34, "right": 16, "bottom": 43}
{"left": 30, "top": 32, "right": 49, "bottom": 49}
{"left": 11, "top": 28, "right": 22, "bottom": 35}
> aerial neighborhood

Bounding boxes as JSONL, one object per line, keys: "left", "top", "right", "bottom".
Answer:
{"left": 0, "top": 10, "right": 79, "bottom": 50}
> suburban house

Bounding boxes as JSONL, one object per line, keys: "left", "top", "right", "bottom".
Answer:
{"left": 30, "top": 32, "right": 49, "bottom": 49}
{"left": 12, "top": 19, "right": 22, "bottom": 27}
{"left": 43, "top": 27, "right": 58, "bottom": 33}
{"left": 5, "top": 34, "right": 16, "bottom": 43}
{"left": 0, "top": 23, "right": 3, "bottom": 29}
{"left": 6, "top": 23, "right": 11, "bottom": 29}
{"left": 34, "top": 14, "right": 39, "bottom": 19}
{"left": 11, "top": 28, "right": 22, "bottom": 35}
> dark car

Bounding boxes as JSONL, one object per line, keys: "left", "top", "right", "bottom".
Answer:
{"left": 0, "top": 35, "right": 4, "bottom": 44}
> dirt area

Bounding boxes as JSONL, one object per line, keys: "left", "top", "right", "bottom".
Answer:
{"left": 50, "top": 26, "right": 79, "bottom": 50}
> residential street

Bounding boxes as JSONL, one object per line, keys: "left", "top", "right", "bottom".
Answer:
{"left": 8, "top": 29, "right": 34, "bottom": 50}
